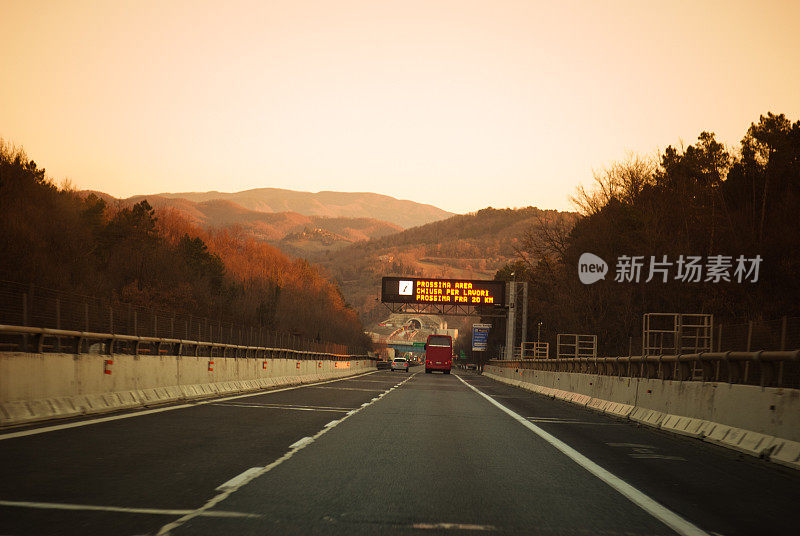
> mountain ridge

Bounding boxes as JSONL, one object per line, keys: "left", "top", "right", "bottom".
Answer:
{"left": 78, "top": 190, "right": 404, "bottom": 245}
{"left": 151, "top": 187, "right": 453, "bottom": 229}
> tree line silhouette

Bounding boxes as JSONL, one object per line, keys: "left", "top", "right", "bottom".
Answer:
{"left": 493, "top": 112, "right": 800, "bottom": 356}
{"left": 0, "top": 142, "right": 371, "bottom": 351}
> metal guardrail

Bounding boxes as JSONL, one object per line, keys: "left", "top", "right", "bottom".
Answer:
{"left": 490, "top": 350, "right": 800, "bottom": 389}
{"left": 0, "top": 325, "right": 370, "bottom": 360}
{"left": 0, "top": 280, "right": 364, "bottom": 356}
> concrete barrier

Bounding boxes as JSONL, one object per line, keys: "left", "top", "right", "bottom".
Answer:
{"left": 483, "top": 367, "right": 800, "bottom": 471}
{"left": 0, "top": 352, "right": 376, "bottom": 427}
{"left": 768, "top": 439, "right": 800, "bottom": 470}
{"left": 604, "top": 401, "right": 635, "bottom": 418}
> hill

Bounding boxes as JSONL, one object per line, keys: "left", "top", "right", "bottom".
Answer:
{"left": 314, "top": 207, "right": 579, "bottom": 325}
{"left": 79, "top": 192, "right": 403, "bottom": 250}
{"left": 152, "top": 188, "right": 452, "bottom": 229}
{"left": 2, "top": 145, "right": 371, "bottom": 350}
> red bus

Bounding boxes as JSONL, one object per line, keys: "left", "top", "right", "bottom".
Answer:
{"left": 425, "top": 334, "right": 452, "bottom": 374}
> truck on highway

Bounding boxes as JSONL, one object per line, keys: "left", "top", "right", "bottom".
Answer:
{"left": 424, "top": 334, "right": 452, "bottom": 374}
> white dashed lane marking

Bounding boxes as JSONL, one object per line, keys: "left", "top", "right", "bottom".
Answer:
{"left": 156, "top": 372, "right": 419, "bottom": 535}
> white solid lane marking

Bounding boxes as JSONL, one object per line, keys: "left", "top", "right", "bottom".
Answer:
{"left": 156, "top": 371, "right": 419, "bottom": 536}
{"left": 455, "top": 374, "right": 709, "bottom": 536}
{"left": 0, "top": 371, "right": 378, "bottom": 441}
{"left": 0, "top": 500, "right": 258, "bottom": 518}
{"left": 324, "top": 420, "right": 340, "bottom": 428}
{"left": 216, "top": 467, "right": 264, "bottom": 491}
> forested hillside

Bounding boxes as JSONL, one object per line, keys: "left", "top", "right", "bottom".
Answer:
{"left": 316, "top": 207, "right": 578, "bottom": 325}
{"left": 0, "top": 143, "right": 370, "bottom": 350}
{"left": 492, "top": 112, "right": 800, "bottom": 356}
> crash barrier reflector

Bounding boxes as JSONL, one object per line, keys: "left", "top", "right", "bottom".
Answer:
{"left": 104, "top": 359, "right": 113, "bottom": 375}
{"left": 208, "top": 360, "right": 214, "bottom": 372}
{"left": 262, "top": 361, "right": 268, "bottom": 370}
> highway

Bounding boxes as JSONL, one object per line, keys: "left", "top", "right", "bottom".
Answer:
{"left": 1, "top": 369, "right": 798, "bottom": 535}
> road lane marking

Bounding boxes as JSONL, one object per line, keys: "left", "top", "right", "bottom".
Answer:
{"left": 0, "top": 371, "right": 378, "bottom": 441}
{"left": 629, "top": 454, "right": 687, "bottom": 461}
{"left": 412, "top": 522, "right": 496, "bottom": 531}
{"left": 215, "top": 402, "right": 356, "bottom": 410}
{"left": 455, "top": 375, "right": 709, "bottom": 536}
{"left": 0, "top": 500, "right": 258, "bottom": 518}
{"left": 209, "top": 403, "right": 351, "bottom": 413}
{"left": 157, "top": 372, "right": 419, "bottom": 535}
{"left": 343, "top": 380, "right": 404, "bottom": 384}
{"left": 216, "top": 468, "right": 264, "bottom": 491}
{"left": 289, "top": 436, "right": 315, "bottom": 449}
{"left": 527, "top": 418, "right": 623, "bottom": 426}
{"left": 606, "top": 443, "right": 687, "bottom": 461}
{"left": 310, "top": 386, "right": 385, "bottom": 392}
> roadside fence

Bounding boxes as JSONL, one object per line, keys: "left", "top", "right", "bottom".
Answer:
{"left": 0, "top": 280, "right": 365, "bottom": 358}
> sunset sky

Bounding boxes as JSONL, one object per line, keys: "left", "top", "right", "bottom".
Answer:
{"left": 2, "top": 0, "right": 799, "bottom": 214}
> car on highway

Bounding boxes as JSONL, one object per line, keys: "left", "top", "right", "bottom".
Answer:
{"left": 390, "top": 357, "right": 409, "bottom": 372}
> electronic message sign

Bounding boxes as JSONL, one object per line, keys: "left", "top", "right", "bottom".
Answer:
{"left": 381, "top": 277, "right": 506, "bottom": 306}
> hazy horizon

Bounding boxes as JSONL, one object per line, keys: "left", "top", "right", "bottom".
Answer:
{"left": 2, "top": 0, "right": 799, "bottom": 213}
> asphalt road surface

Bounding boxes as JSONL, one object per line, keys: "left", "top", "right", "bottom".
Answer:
{"left": 1, "top": 368, "right": 798, "bottom": 535}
